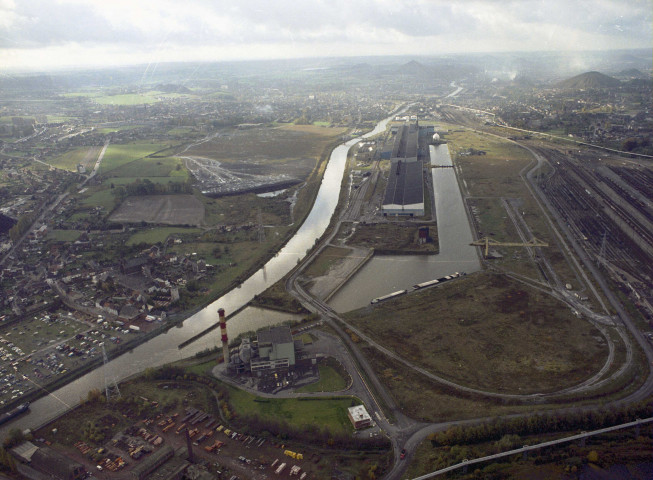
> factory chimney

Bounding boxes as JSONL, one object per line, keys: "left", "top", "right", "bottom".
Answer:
{"left": 185, "top": 428, "right": 194, "bottom": 463}
{"left": 219, "top": 308, "right": 230, "bottom": 365}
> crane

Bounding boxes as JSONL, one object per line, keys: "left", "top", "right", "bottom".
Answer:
{"left": 470, "top": 236, "right": 549, "bottom": 258}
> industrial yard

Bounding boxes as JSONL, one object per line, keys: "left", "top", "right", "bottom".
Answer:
{"left": 19, "top": 361, "right": 391, "bottom": 480}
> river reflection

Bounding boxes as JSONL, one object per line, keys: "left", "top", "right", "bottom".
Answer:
{"left": 1, "top": 113, "right": 399, "bottom": 433}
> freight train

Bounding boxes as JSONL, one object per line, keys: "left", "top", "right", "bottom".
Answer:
{"left": 0, "top": 402, "right": 30, "bottom": 426}
{"left": 369, "top": 272, "right": 464, "bottom": 304}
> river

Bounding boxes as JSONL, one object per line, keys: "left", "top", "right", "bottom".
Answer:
{"left": 328, "top": 143, "right": 481, "bottom": 312}
{"left": 1, "top": 114, "right": 398, "bottom": 434}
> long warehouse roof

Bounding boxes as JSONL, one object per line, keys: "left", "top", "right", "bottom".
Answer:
{"left": 383, "top": 159, "right": 424, "bottom": 207}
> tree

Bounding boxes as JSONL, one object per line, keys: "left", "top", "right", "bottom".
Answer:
{"left": 2, "top": 428, "right": 26, "bottom": 449}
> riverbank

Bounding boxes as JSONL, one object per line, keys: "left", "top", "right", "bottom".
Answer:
{"left": 0, "top": 129, "right": 351, "bottom": 420}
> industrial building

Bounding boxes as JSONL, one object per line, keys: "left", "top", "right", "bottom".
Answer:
{"left": 250, "top": 326, "right": 296, "bottom": 371}
{"left": 382, "top": 159, "right": 424, "bottom": 216}
{"left": 381, "top": 117, "right": 425, "bottom": 216}
{"left": 11, "top": 442, "right": 87, "bottom": 480}
{"left": 347, "top": 405, "right": 372, "bottom": 429}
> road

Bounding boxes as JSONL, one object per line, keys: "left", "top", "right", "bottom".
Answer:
{"left": 412, "top": 417, "right": 653, "bottom": 479}
{"left": 1, "top": 139, "right": 110, "bottom": 267}
{"left": 282, "top": 118, "right": 653, "bottom": 480}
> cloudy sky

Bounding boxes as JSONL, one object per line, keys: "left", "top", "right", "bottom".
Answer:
{"left": 1, "top": 0, "right": 651, "bottom": 71}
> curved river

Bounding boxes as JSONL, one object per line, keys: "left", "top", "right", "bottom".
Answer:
{"left": 1, "top": 114, "right": 399, "bottom": 434}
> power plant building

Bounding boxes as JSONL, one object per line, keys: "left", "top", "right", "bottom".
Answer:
{"left": 250, "top": 326, "right": 296, "bottom": 372}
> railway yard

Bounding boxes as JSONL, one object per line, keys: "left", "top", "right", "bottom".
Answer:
{"left": 537, "top": 146, "right": 653, "bottom": 322}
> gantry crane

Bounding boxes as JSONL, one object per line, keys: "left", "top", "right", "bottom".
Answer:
{"left": 470, "top": 236, "right": 549, "bottom": 258}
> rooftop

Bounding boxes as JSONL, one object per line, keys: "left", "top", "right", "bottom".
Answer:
{"left": 383, "top": 159, "right": 424, "bottom": 207}
{"left": 257, "top": 326, "right": 293, "bottom": 345}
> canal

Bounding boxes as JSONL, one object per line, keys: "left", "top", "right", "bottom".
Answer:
{"left": 327, "top": 143, "right": 481, "bottom": 312}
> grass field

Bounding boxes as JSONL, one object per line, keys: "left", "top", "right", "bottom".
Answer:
{"left": 227, "top": 386, "right": 355, "bottom": 434}
{"left": 81, "top": 188, "right": 116, "bottom": 209}
{"left": 49, "top": 146, "right": 101, "bottom": 171}
{"left": 186, "top": 123, "right": 346, "bottom": 169}
{"left": 99, "top": 143, "right": 168, "bottom": 174}
{"left": 111, "top": 195, "right": 204, "bottom": 226}
{"left": 346, "top": 271, "right": 608, "bottom": 394}
{"left": 448, "top": 126, "right": 585, "bottom": 294}
{"left": 296, "top": 359, "right": 349, "bottom": 393}
{"left": 62, "top": 90, "right": 197, "bottom": 105}
{"left": 448, "top": 130, "right": 532, "bottom": 198}
{"left": 106, "top": 156, "right": 186, "bottom": 179}
{"left": 104, "top": 176, "right": 188, "bottom": 186}
{"left": 47, "top": 229, "right": 84, "bottom": 242}
{"left": 95, "top": 125, "right": 143, "bottom": 134}
{"left": 93, "top": 93, "right": 160, "bottom": 105}
{"left": 126, "top": 227, "right": 202, "bottom": 246}
{"left": 47, "top": 115, "right": 74, "bottom": 123}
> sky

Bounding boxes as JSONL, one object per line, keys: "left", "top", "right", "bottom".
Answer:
{"left": 1, "top": 0, "right": 651, "bottom": 71}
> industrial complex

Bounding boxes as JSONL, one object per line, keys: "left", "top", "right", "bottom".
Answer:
{"left": 216, "top": 309, "right": 317, "bottom": 393}
{"left": 381, "top": 117, "right": 425, "bottom": 216}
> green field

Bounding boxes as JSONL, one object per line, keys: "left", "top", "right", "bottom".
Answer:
{"left": 227, "top": 386, "right": 355, "bottom": 434}
{"left": 47, "top": 230, "right": 83, "bottom": 242}
{"left": 107, "top": 156, "right": 186, "bottom": 179}
{"left": 81, "top": 189, "right": 116, "bottom": 209}
{"left": 49, "top": 146, "right": 100, "bottom": 171}
{"left": 96, "top": 125, "right": 143, "bottom": 134}
{"left": 63, "top": 90, "right": 197, "bottom": 106}
{"left": 296, "top": 363, "right": 349, "bottom": 393}
{"left": 126, "top": 227, "right": 202, "bottom": 246}
{"left": 93, "top": 93, "right": 160, "bottom": 105}
{"left": 167, "top": 127, "right": 196, "bottom": 137}
{"left": 105, "top": 176, "right": 188, "bottom": 187}
{"left": 61, "top": 91, "right": 100, "bottom": 98}
{"left": 99, "top": 143, "right": 168, "bottom": 174}
{"left": 47, "top": 115, "right": 75, "bottom": 123}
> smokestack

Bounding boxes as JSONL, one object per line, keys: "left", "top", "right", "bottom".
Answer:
{"left": 219, "top": 308, "right": 229, "bottom": 365}
{"left": 185, "top": 428, "right": 194, "bottom": 463}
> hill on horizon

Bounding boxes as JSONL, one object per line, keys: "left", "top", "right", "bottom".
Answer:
{"left": 556, "top": 71, "right": 620, "bottom": 89}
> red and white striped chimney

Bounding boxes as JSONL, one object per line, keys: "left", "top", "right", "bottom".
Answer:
{"left": 218, "top": 308, "right": 229, "bottom": 365}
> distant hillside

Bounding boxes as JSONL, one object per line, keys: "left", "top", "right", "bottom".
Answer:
{"left": 156, "top": 84, "right": 192, "bottom": 94}
{"left": 398, "top": 60, "right": 432, "bottom": 76}
{"left": 557, "top": 71, "right": 620, "bottom": 89}
{"left": 617, "top": 68, "right": 648, "bottom": 79}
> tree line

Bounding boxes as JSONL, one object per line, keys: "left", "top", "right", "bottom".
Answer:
{"left": 111, "top": 178, "right": 193, "bottom": 199}
{"left": 430, "top": 400, "right": 653, "bottom": 447}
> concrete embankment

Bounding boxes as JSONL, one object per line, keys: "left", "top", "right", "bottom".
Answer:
{"left": 323, "top": 248, "right": 374, "bottom": 302}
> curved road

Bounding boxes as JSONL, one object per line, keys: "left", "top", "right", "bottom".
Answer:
{"left": 284, "top": 124, "right": 653, "bottom": 480}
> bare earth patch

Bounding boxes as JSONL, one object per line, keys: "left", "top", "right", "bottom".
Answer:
{"left": 304, "top": 246, "right": 372, "bottom": 300}
{"left": 346, "top": 271, "right": 608, "bottom": 394}
{"left": 109, "top": 194, "right": 205, "bottom": 225}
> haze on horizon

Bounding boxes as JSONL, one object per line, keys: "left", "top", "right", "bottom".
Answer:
{"left": 1, "top": 0, "right": 651, "bottom": 72}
